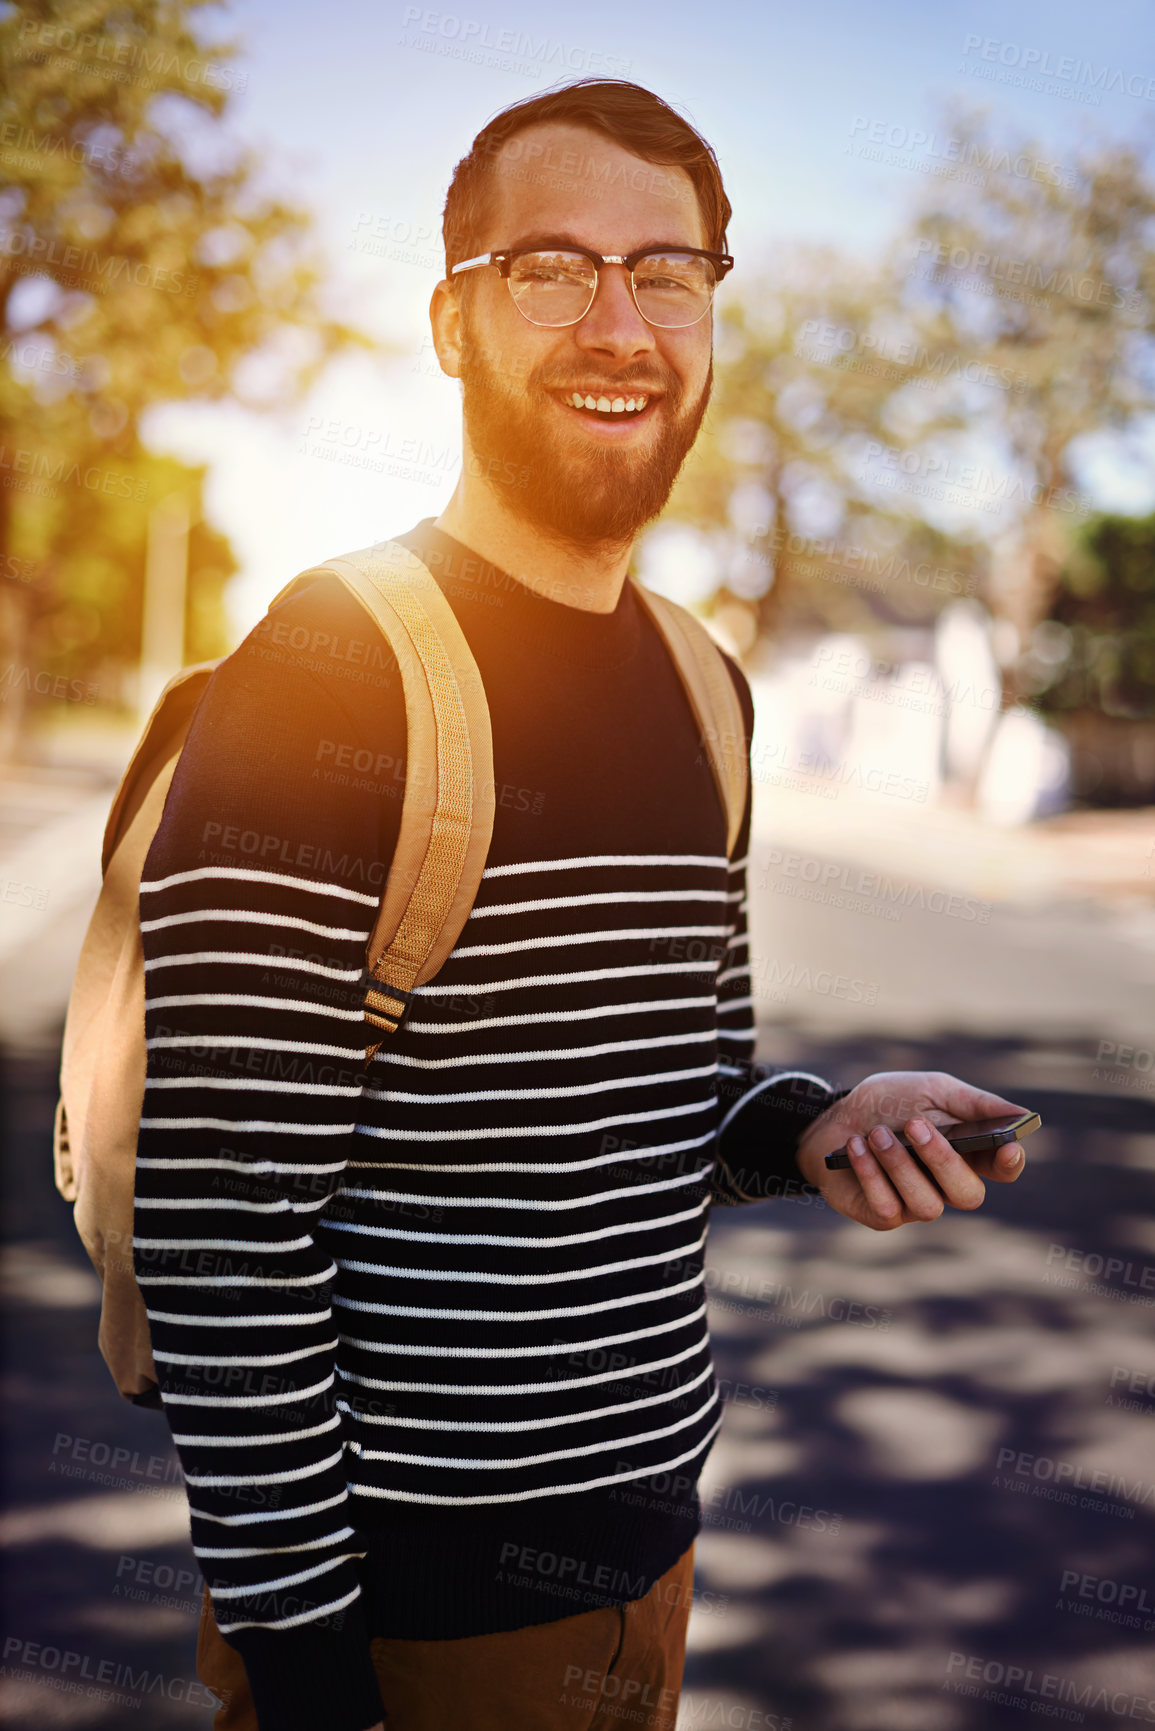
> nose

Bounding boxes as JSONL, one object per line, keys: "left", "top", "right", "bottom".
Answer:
{"left": 574, "top": 263, "right": 656, "bottom": 362}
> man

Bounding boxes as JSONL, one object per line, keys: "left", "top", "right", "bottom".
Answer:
{"left": 135, "top": 78, "right": 1028, "bottom": 1731}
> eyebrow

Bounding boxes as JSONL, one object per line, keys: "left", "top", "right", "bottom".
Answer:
{"left": 503, "top": 232, "right": 704, "bottom": 255}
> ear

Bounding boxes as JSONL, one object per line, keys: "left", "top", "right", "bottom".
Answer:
{"left": 429, "top": 279, "right": 464, "bottom": 379}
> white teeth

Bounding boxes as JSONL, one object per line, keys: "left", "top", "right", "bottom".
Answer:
{"left": 566, "top": 391, "right": 650, "bottom": 415}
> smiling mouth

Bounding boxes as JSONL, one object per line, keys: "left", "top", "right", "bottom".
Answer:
{"left": 560, "top": 391, "right": 656, "bottom": 419}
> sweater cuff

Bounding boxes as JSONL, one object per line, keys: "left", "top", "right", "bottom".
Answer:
{"left": 226, "top": 1597, "right": 383, "bottom": 1731}
{"left": 714, "top": 1064, "right": 848, "bottom": 1204}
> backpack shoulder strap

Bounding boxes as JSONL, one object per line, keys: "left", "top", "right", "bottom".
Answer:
{"left": 276, "top": 540, "right": 493, "bottom": 1045}
{"left": 629, "top": 581, "right": 749, "bottom": 857}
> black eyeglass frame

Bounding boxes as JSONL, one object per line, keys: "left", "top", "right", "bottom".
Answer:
{"left": 448, "top": 244, "right": 735, "bottom": 328}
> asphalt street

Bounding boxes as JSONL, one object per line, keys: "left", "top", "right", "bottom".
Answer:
{"left": 2, "top": 766, "right": 1153, "bottom": 1730}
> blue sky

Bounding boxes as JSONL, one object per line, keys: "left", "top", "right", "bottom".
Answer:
{"left": 147, "top": 0, "right": 1155, "bottom": 629}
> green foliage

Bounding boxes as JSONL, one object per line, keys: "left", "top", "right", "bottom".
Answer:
{"left": 0, "top": 0, "right": 374, "bottom": 742}
{"left": 658, "top": 105, "right": 1155, "bottom": 666}
{"left": 1025, "top": 512, "right": 1155, "bottom": 719}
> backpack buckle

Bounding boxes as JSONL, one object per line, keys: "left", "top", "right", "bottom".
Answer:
{"left": 362, "top": 975, "right": 413, "bottom": 1035}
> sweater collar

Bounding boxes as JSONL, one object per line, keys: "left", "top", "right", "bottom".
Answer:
{"left": 396, "top": 519, "right": 643, "bottom": 670}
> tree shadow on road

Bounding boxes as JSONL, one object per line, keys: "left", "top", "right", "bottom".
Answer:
{"left": 1, "top": 1043, "right": 209, "bottom": 1729}
{"left": 685, "top": 1033, "right": 1155, "bottom": 1731}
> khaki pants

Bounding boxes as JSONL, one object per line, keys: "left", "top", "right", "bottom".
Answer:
{"left": 197, "top": 1543, "right": 694, "bottom": 1731}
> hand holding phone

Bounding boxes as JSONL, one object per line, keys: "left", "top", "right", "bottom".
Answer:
{"left": 825, "top": 1110, "right": 1042, "bottom": 1173}
{"left": 793, "top": 1072, "right": 1035, "bottom": 1233}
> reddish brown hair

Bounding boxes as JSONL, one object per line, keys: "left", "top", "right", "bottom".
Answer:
{"left": 442, "top": 78, "right": 731, "bottom": 274}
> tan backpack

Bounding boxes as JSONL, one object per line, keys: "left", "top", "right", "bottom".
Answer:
{"left": 53, "top": 539, "right": 749, "bottom": 1401}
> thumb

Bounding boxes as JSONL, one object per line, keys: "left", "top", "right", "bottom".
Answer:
{"left": 924, "top": 1073, "right": 1027, "bottom": 1123}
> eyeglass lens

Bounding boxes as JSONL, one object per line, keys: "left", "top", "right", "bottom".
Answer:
{"left": 506, "top": 250, "right": 717, "bottom": 328}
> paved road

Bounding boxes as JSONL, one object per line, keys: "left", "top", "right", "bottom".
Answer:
{"left": 2, "top": 765, "right": 1153, "bottom": 1729}
{"left": 5, "top": 1032, "right": 1153, "bottom": 1731}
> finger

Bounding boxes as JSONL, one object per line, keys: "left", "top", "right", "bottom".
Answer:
{"left": 904, "top": 1118, "right": 985, "bottom": 1210}
{"left": 845, "top": 1134, "right": 905, "bottom": 1225}
{"left": 923, "top": 1072, "right": 1028, "bottom": 1123}
{"left": 867, "top": 1125, "right": 946, "bottom": 1221}
{"left": 992, "top": 1140, "right": 1026, "bottom": 1181}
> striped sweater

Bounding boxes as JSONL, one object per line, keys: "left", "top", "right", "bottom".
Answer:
{"left": 134, "top": 520, "right": 839, "bottom": 1731}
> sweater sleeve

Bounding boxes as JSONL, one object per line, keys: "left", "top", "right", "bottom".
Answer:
{"left": 709, "top": 655, "right": 844, "bottom": 1207}
{"left": 133, "top": 581, "right": 402, "bottom": 1731}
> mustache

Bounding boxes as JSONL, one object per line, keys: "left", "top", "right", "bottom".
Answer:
{"left": 536, "top": 368, "right": 676, "bottom": 397}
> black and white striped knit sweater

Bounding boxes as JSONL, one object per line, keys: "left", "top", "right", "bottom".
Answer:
{"left": 134, "top": 520, "right": 839, "bottom": 1731}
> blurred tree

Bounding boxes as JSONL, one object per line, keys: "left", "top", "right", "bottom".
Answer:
{"left": 0, "top": 0, "right": 373, "bottom": 753}
{"left": 660, "top": 256, "right": 982, "bottom": 643}
{"left": 1023, "top": 510, "right": 1155, "bottom": 720}
{"left": 1019, "top": 511, "right": 1155, "bottom": 805}
{"left": 658, "top": 106, "right": 1154, "bottom": 676}
{"left": 897, "top": 109, "right": 1154, "bottom": 684}
{"left": 0, "top": 447, "right": 232, "bottom": 738}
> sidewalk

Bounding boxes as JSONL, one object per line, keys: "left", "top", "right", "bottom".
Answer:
{"left": 0, "top": 762, "right": 121, "bottom": 1050}
{"left": 750, "top": 774, "right": 1155, "bottom": 906}
{"left": 2, "top": 747, "right": 1152, "bottom": 1054}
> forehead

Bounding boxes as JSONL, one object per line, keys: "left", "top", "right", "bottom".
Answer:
{"left": 484, "top": 121, "right": 708, "bottom": 253}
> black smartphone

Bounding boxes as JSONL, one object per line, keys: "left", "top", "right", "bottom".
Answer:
{"left": 824, "top": 1109, "right": 1041, "bottom": 1171}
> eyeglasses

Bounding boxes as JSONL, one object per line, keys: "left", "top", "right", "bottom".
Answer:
{"left": 449, "top": 245, "right": 734, "bottom": 329}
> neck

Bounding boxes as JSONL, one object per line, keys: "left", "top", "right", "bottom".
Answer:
{"left": 435, "top": 447, "right": 633, "bottom": 615}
